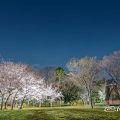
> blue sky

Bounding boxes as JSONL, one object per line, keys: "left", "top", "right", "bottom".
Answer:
{"left": 0, "top": 0, "right": 120, "bottom": 68}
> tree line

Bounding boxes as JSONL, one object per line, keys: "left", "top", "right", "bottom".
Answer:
{"left": 0, "top": 61, "right": 62, "bottom": 110}
{"left": 0, "top": 50, "right": 120, "bottom": 110}
{"left": 54, "top": 50, "right": 120, "bottom": 108}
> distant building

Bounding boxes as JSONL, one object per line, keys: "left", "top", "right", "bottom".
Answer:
{"left": 105, "top": 80, "right": 120, "bottom": 105}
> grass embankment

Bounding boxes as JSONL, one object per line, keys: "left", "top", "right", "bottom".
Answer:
{"left": 0, "top": 107, "right": 120, "bottom": 120}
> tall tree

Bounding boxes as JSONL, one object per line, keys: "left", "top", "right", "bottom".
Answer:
{"left": 101, "top": 51, "right": 120, "bottom": 101}
{"left": 67, "top": 57, "right": 101, "bottom": 108}
{"left": 62, "top": 80, "right": 80, "bottom": 104}
{"left": 0, "top": 61, "right": 27, "bottom": 110}
{"left": 101, "top": 51, "right": 120, "bottom": 85}
{"left": 54, "top": 67, "right": 65, "bottom": 89}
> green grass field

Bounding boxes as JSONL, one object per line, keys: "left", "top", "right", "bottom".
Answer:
{"left": 0, "top": 107, "right": 120, "bottom": 120}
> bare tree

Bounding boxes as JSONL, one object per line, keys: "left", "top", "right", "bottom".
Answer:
{"left": 67, "top": 57, "right": 101, "bottom": 108}
{"left": 101, "top": 51, "right": 120, "bottom": 85}
{"left": 101, "top": 51, "right": 120, "bottom": 101}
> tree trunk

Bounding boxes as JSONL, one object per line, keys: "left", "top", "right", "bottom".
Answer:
{"left": 39, "top": 101, "right": 41, "bottom": 107}
{"left": 59, "top": 99, "right": 61, "bottom": 107}
{"left": 11, "top": 91, "right": 19, "bottom": 110}
{"left": 50, "top": 102, "right": 52, "bottom": 107}
{"left": 89, "top": 92, "right": 93, "bottom": 108}
{"left": 27, "top": 100, "right": 30, "bottom": 108}
{"left": 4, "top": 93, "right": 12, "bottom": 109}
{"left": 90, "top": 97, "right": 93, "bottom": 108}
{"left": 0, "top": 95, "right": 4, "bottom": 110}
{"left": 20, "top": 98, "right": 25, "bottom": 109}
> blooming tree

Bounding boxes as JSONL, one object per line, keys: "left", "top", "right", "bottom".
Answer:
{"left": 0, "top": 61, "right": 27, "bottom": 110}
{"left": 43, "top": 85, "right": 63, "bottom": 107}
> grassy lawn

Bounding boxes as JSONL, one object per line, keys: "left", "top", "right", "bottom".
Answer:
{"left": 0, "top": 107, "right": 120, "bottom": 120}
